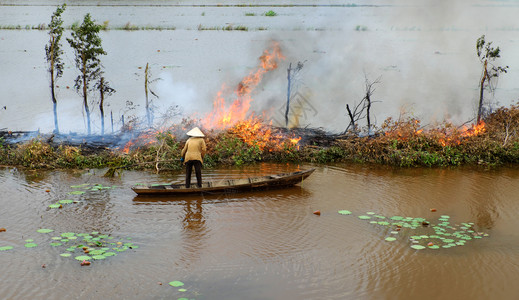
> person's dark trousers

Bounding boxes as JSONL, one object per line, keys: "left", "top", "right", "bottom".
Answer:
{"left": 185, "top": 160, "right": 202, "bottom": 188}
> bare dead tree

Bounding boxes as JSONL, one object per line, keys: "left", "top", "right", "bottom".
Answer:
{"left": 364, "top": 75, "right": 381, "bottom": 134}
{"left": 144, "top": 63, "right": 161, "bottom": 128}
{"left": 344, "top": 75, "right": 381, "bottom": 135}
{"left": 285, "top": 61, "right": 305, "bottom": 127}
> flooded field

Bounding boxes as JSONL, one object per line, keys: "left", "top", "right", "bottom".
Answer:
{"left": 2, "top": 1, "right": 519, "bottom": 133}
{"left": 1, "top": 163, "right": 519, "bottom": 299}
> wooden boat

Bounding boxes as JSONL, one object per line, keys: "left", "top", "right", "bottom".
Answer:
{"left": 131, "top": 168, "right": 315, "bottom": 195}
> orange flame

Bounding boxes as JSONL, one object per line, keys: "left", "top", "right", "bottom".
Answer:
{"left": 229, "top": 116, "right": 301, "bottom": 151}
{"left": 121, "top": 128, "right": 175, "bottom": 154}
{"left": 202, "top": 42, "right": 285, "bottom": 129}
{"left": 120, "top": 43, "right": 301, "bottom": 154}
{"left": 460, "top": 121, "right": 486, "bottom": 138}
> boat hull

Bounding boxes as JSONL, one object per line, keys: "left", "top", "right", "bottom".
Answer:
{"left": 131, "top": 168, "right": 315, "bottom": 195}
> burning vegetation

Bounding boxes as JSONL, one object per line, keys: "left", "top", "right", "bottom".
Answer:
{"left": 3, "top": 21, "right": 519, "bottom": 170}
{"left": 2, "top": 104, "right": 519, "bottom": 171}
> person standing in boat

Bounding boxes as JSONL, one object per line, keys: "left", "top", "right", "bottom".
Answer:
{"left": 181, "top": 127, "right": 207, "bottom": 188}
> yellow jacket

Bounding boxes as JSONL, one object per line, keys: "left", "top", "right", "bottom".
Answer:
{"left": 181, "top": 137, "right": 206, "bottom": 163}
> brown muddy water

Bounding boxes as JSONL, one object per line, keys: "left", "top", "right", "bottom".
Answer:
{"left": 1, "top": 163, "right": 519, "bottom": 299}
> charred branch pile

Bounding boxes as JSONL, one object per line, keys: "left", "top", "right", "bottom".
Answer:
{"left": 0, "top": 130, "right": 40, "bottom": 142}
{"left": 274, "top": 126, "right": 346, "bottom": 147}
{"left": 0, "top": 131, "right": 126, "bottom": 154}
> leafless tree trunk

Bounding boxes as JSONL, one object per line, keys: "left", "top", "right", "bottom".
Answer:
{"left": 478, "top": 60, "right": 489, "bottom": 124}
{"left": 285, "top": 61, "right": 304, "bottom": 127}
{"left": 145, "top": 63, "right": 151, "bottom": 127}
{"left": 99, "top": 77, "right": 105, "bottom": 135}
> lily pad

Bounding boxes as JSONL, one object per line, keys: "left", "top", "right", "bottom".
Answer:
{"left": 89, "top": 250, "right": 105, "bottom": 255}
{"left": 49, "top": 204, "right": 61, "bottom": 208}
{"left": 178, "top": 289, "right": 187, "bottom": 292}
{"left": 61, "top": 232, "right": 76, "bottom": 238}
{"left": 25, "top": 243, "right": 38, "bottom": 248}
{"left": 103, "top": 252, "right": 116, "bottom": 257}
{"left": 428, "top": 245, "right": 440, "bottom": 249}
{"left": 169, "top": 281, "right": 184, "bottom": 287}
{"left": 338, "top": 210, "right": 352, "bottom": 215}
{"left": 410, "top": 245, "right": 426, "bottom": 250}
{"left": 385, "top": 237, "right": 397, "bottom": 242}
{"left": 74, "top": 255, "right": 91, "bottom": 261}
{"left": 366, "top": 212, "right": 375, "bottom": 215}
{"left": 69, "top": 191, "right": 85, "bottom": 195}
{"left": 25, "top": 239, "right": 34, "bottom": 242}
{"left": 59, "top": 199, "right": 74, "bottom": 204}
{"left": 358, "top": 215, "right": 371, "bottom": 220}
{"left": 60, "top": 253, "right": 72, "bottom": 257}
{"left": 92, "top": 255, "right": 106, "bottom": 260}
{"left": 37, "top": 228, "right": 54, "bottom": 234}
{"left": 0, "top": 246, "right": 14, "bottom": 251}
{"left": 50, "top": 242, "right": 62, "bottom": 247}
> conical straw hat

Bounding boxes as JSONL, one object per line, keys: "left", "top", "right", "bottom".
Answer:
{"left": 186, "top": 127, "right": 205, "bottom": 137}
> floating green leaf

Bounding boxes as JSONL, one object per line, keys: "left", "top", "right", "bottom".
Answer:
{"left": 92, "top": 255, "right": 106, "bottom": 260}
{"left": 178, "top": 289, "right": 187, "bottom": 292}
{"left": 358, "top": 215, "right": 371, "bottom": 220}
{"left": 410, "top": 245, "right": 426, "bottom": 250}
{"left": 169, "top": 281, "right": 184, "bottom": 287}
{"left": 385, "top": 237, "right": 396, "bottom": 242}
{"left": 366, "top": 212, "right": 375, "bottom": 215}
{"left": 60, "top": 253, "right": 72, "bottom": 257}
{"left": 25, "top": 243, "right": 38, "bottom": 248}
{"left": 50, "top": 242, "right": 62, "bottom": 247}
{"left": 49, "top": 203, "right": 61, "bottom": 208}
{"left": 0, "top": 246, "right": 14, "bottom": 251}
{"left": 37, "top": 228, "right": 54, "bottom": 234}
{"left": 75, "top": 255, "right": 91, "bottom": 261}
{"left": 61, "top": 232, "right": 76, "bottom": 238}
{"left": 25, "top": 239, "right": 34, "bottom": 242}
{"left": 59, "top": 199, "right": 74, "bottom": 204}
{"left": 338, "top": 210, "right": 352, "bottom": 215}
{"left": 103, "top": 252, "right": 116, "bottom": 257}
{"left": 89, "top": 250, "right": 105, "bottom": 255}
{"left": 428, "top": 245, "right": 440, "bottom": 249}
{"left": 69, "top": 191, "right": 85, "bottom": 195}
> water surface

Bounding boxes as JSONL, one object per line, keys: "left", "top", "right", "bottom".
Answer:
{"left": 1, "top": 163, "right": 519, "bottom": 299}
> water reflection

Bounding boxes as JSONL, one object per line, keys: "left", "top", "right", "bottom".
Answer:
{"left": 4, "top": 164, "right": 519, "bottom": 299}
